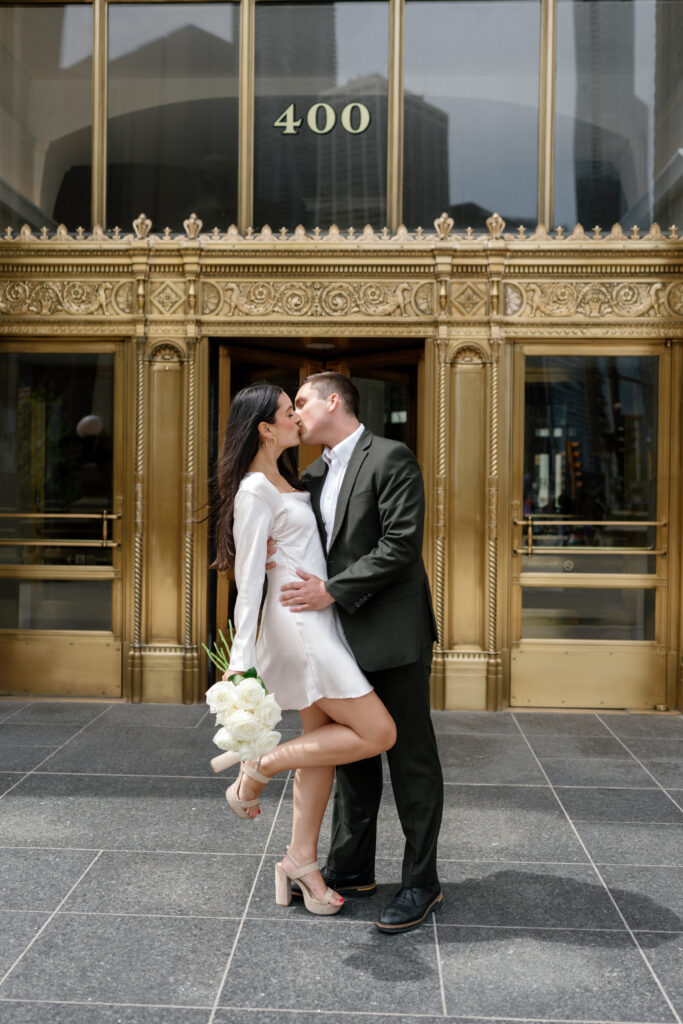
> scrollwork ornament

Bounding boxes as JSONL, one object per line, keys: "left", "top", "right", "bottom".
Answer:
{"left": 282, "top": 284, "right": 314, "bottom": 316}
{"left": 320, "top": 284, "right": 354, "bottom": 317}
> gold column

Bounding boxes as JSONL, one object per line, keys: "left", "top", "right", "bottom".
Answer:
{"left": 386, "top": 0, "right": 405, "bottom": 232}
{"left": 537, "top": 0, "right": 557, "bottom": 228}
{"left": 238, "top": 0, "right": 256, "bottom": 232}
{"left": 444, "top": 343, "right": 490, "bottom": 709}
{"left": 91, "top": 0, "right": 107, "bottom": 228}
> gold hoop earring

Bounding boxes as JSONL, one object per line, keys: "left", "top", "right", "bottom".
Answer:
{"left": 265, "top": 436, "right": 275, "bottom": 449}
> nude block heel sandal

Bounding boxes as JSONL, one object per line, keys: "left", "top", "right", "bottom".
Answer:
{"left": 225, "top": 760, "right": 270, "bottom": 819}
{"left": 274, "top": 848, "right": 344, "bottom": 916}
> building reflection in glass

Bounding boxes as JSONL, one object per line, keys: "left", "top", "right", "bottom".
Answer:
{"left": 403, "top": 0, "right": 540, "bottom": 230}
{"left": 555, "top": 0, "right": 683, "bottom": 230}
{"left": 254, "top": 2, "right": 388, "bottom": 230}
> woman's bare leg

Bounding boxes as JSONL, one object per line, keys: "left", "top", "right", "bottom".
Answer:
{"left": 237, "top": 690, "right": 396, "bottom": 810}
{"left": 281, "top": 705, "right": 339, "bottom": 902}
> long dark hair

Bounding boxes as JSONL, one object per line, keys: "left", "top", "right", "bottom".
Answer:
{"left": 212, "top": 382, "right": 303, "bottom": 571}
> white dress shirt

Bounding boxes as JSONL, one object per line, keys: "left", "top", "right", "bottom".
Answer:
{"left": 320, "top": 422, "right": 365, "bottom": 549}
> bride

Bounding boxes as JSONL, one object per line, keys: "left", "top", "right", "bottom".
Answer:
{"left": 211, "top": 381, "right": 396, "bottom": 916}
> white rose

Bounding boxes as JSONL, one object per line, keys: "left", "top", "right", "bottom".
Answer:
{"left": 254, "top": 727, "right": 281, "bottom": 754}
{"left": 254, "top": 693, "right": 281, "bottom": 730}
{"left": 234, "top": 676, "right": 266, "bottom": 712}
{"left": 228, "top": 709, "right": 262, "bottom": 744}
{"left": 213, "top": 726, "right": 237, "bottom": 751}
{"left": 205, "top": 681, "right": 238, "bottom": 715}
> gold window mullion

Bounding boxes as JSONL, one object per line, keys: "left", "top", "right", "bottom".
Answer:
{"left": 386, "top": 0, "right": 404, "bottom": 233}
{"left": 92, "top": 0, "right": 107, "bottom": 229}
{"left": 537, "top": 0, "right": 557, "bottom": 228}
{"left": 238, "top": 0, "right": 255, "bottom": 232}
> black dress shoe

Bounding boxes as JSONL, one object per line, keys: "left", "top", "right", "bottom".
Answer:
{"left": 375, "top": 885, "right": 443, "bottom": 933}
{"left": 291, "top": 866, "right": 376, "bottom": 899}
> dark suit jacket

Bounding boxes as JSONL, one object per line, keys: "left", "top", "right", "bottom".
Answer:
{"left": 301, "top": 429, "right": 438, "bottom": 672}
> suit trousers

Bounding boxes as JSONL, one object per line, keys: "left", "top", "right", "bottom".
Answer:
{"left": 326, "top": 648, "right": 444, "bottom": 888}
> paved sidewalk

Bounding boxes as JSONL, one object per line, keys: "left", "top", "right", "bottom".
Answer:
{"left": 0, "top": 700, "right": 681, "bottom": 1024}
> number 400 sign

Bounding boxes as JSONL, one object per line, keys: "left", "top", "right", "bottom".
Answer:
{"left": 273, "top": 101, "right": 372, "bottom": 136}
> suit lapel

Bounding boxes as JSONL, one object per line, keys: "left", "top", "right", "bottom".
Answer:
{"left": 328, "top": 429, "right": 373, "bottom": 552}
{"left": 303, "top": 460, "right": 328, "bottom": 549}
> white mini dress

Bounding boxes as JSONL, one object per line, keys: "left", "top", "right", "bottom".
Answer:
{"left": 227, "top": 472, "right": 372, "bottom": 710}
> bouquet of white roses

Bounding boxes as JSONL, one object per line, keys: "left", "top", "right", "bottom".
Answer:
{"left": 203, "top": 627, "right": 281, "bottom": 761}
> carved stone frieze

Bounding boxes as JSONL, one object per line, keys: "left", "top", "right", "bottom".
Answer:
{"left": 200, "top": 279, "right": 434, "bottom": 318}
{"left": 504, "top": 280, "right": 683, "bottom": 319}
{"left": 0, "top": 280, "right": 133, "bottom": 317}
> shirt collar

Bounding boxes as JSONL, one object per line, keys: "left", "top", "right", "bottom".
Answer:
{"left": 322, "top": 422, "right": 365, "bottom": 469}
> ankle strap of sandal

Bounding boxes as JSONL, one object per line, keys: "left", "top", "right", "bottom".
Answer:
{"left": 240, "top": 761, "right": 269, "bottom": 784}
{"left": 287, "top": 860, "right": 319, "bottom": 880}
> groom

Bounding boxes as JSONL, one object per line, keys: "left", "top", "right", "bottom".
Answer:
{"left": 280, "top": 370, "right": 444, "bottom": 933}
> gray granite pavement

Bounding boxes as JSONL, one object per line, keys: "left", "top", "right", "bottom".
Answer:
{"left": 0, "top": 700, "right": 681, "bottom": 1024}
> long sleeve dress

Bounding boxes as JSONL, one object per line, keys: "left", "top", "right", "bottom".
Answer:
{"left": 227, "top": 471, "right": 372, "bottom": 710}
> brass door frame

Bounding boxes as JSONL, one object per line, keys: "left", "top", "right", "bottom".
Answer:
{"left": 508, "top": 340, "right": 675, "bottom": 709}
{"left": 210, "top": 340, "right": 425, "bottom": 683}
{"left": 0, "top": 339, "right": 126, "bottom": 697}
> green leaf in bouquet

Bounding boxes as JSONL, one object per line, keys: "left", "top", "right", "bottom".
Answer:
{"left": 243, "top": 667, "right": 258, "bottom": 678}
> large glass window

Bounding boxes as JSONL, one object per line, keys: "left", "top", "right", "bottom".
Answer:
{"left": 0, "top": 4, "right": 92, "bottom": 230}
{"left": 254, "top": 1, "right": 389, "bottom": 230}
{"left": 107, "top": 3, "right": 239, "bottom": 230}
{"left": 555, "top": 0, "right": 683, "bottom": 230}
{"left": 403, "top": 0, "right": 540, "bottom": 230}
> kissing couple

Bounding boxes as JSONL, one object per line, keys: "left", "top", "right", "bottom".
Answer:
{"left": 211, "top": 371, "right": 444, "bottom": 933}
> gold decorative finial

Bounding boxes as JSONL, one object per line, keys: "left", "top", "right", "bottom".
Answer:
{"left": 133, "top": 213, "right": 152, "bottom": 238}
{"left": 434, "top": 212, "right": 454, "bottom": 240}
{"left": 486, "top": 212, "right": 505, "bottom": 239}
{"left": 183, "top": 213, "right": 202, "bottom": 238}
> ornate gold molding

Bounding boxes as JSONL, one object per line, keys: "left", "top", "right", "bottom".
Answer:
{"left": 199, "top": 279, "right": 434, "bottom": 318}
{"left": 0, "top": 280, "right": 133, "bottom": 316}
{"left": 504, "top": 280, "right": 682, "bottom": 319}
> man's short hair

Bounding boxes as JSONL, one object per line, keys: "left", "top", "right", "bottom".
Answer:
{"left": 302, "top": 371, "right": 360, "bottom": 419}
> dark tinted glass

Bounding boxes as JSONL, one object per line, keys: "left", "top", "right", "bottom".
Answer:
{"left": 254, "top": 2, "right": 389, "bottom": 230}
{"left": 555, "top": 0, "right": 683, "bottom": 230}
{"left": 0, "top": 353, "right": 115, "bottom": 566}
{"left": 107, "top": 3, "right": 239, "bottom": 231}
{"left": 0, "top": 5, "right": 92, "bottom": 230}
{"left": 403, "top": 0, "right": 540, "bottom": 230}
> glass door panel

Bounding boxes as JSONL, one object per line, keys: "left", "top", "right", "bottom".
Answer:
{"left": 0, "top": 347, "right": 122, "bottom": 698}
{"left": 511, "top": 350, "right": 668, "bottom": 709}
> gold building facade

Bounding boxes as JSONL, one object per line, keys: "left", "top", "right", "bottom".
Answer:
{"left": 1, "top": 0, "right": 682, "bottom": 712}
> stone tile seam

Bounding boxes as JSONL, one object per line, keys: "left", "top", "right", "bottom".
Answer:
{"left": 207, "top": 770, "right": 292, "bottom": 1024}
{"left": 432, "top": 914, "right": 449, "bottom": 1016}
{"left": 1, "top": 908, "right": 679, "bottom": 936}
{"left": 511, "top": 713, "right": 682, "bottom": 1024}
{"left": 0, "top": 703, "right": 32, "bottom": 723}
{"left": 0, "top": 705, "right": 115, "bottom": 802}
{"left": 1, "top": 846, "right": 679, "bottom": 868}
{"left": 0, "top": 770, "right": 287, "bottom": 782}
{"left": 0, "top": 850, "right": 103, "bottom": 991}
{"left": 570, "top": 820, "right": 683, "bottom": 826}
{"left": 596, "top": 717, "right": 683, "bottom": 816}
{"left": 0, "top": 997, "right": 677, "bottom": 1023}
